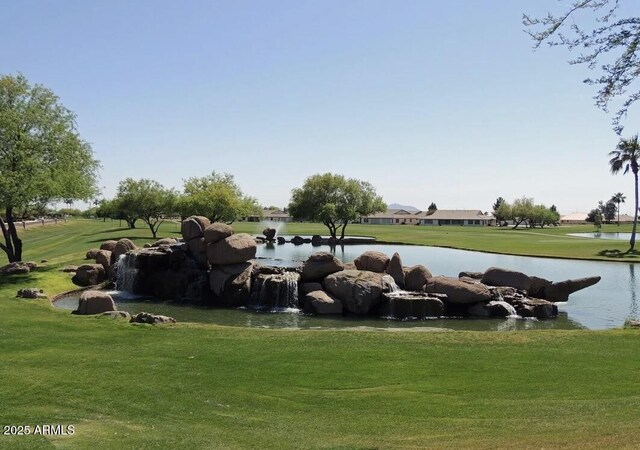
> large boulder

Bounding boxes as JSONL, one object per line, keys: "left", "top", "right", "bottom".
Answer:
{"left": 380, "top": 291, "right": 444, "bottom": 319}
{"left": 208, "top": 262, "right": 254, "bottom": 306}
{"left": 303, "top": 290, "right": 343, "bottom": 314}
{"left": 404, "top": 265, "right": 433, "bottom": 291}
{"left": 72, "top": 264, "right": 107, "bottom": 287}
{"left": 543, "top": 276, "right": 601, "bottom": 302}
{"left": 481, "top": 267, "right": 531, "bottom": 291}
{"left": 130, "top": 312, "right": 177, "bottom": 324}
{"left": 204, "top": 223, "right": 234, "bottom": 244}
{"left": 181, "top": 216, "right": 210, "bottom": 241}
{"left": 73, "top": 291, "right": 116, "bottom": 315}
{"left": 111, "top": 238, "right": 137, "bottom": 264}
{"left": 301, "top": 252, "right": 344, "bottom": 281}
{"left": 95, "top": 250, "right": 112, "bottom": 271}
{"left": 100, "top": 240, "right": 117, "bottom": 252}
{"left": 528, "top": 276, "right": 552, "bottom": 299}
{"left": 323, "top": 270, "right": 393, "bottom": 314}
{"left": 263, "top": 227, "right": 276, "bottom": 241}
{"left": 291, "top": 235, "right": 304, "bottom": 245}
{"left": 1, "top": 262, "right": 30, "bottom": 275}
{"left": 354, "top": 251, "right": 390, "bottom": 273}
{"left": 300, "top": 282, "right": 324, "bottom": 295}
{"left": 207, "top": 234, "right": 257, "bottom": 265}
{"left": 513, "top": 298, "right": 558, "bottom": 319}
{"left": 85, "top": 249, "right": 100, "bottom": 260}
{"left": 425, "top": 276, "right": 492, "bottom": 304}
{"left": 152, "top": 238, "right": 178, "bottom": 247}
{"left": 385, "top": 252, "right": 405, "bottom": 288}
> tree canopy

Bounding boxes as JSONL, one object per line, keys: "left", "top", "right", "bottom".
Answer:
{"left": 609, "top": 134, "right": 640, "bottom": 249}
{"left": 524, "top": 1, "right": 640, "bottom": 133}
{"left": 495, "top": 197, "right": 560, "bottom": 229}
{"left": 178, "top": 171, "right": 260, "bottom": 223}
{"left": 288, "top": 173, "right": 386, "bottom": 240}
{"left": 0, "top": 74, "right": 99, "bottom": 262}
{"left": 112, "top": 178, "right": 177, "bottom": 238}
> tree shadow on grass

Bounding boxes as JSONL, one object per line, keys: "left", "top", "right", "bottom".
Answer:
{"left": 85, "top": 236, "right": 152, "bottom": 244}
{"left": 80, "top": 227, "right": 130, "bottom": 236}
{"left": 598, "top": 249, "right": 640, "bottom": 259}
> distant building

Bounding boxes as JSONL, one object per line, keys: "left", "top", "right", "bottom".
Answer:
{"left": 244, "top": 208, "right": 291, "bottom": 222}
{"left": 559, "top": 213, "right": 589, "bottom": 224}
{"left": 360, "top": 209, "right": 422, "bottom": 225}
{"left": 360, "top": 208, "right": 495, "bottom": 226}
{"left": 418, "top": 210, "right": 495, "bottom": 226}
{"left": 617, "top": 214, "right": 636, "bottom": 224}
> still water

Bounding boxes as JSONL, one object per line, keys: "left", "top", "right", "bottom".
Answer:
{"left": 567, "top": 232, "right": 632, "bottom": 240}
{"left": 54, "top": 243, "right": 639, "bottom": 331}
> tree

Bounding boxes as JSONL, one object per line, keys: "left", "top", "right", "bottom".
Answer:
{"left": 598, "top": 199, "right": 617, "bottom": 223}
{"left": 494, "top": 201, "right": 512, "bottom": 226}
{"left": 427, "top": 202, "right": 437, "bottom": 214}
{"left": 611, "top": 192, "right": 626, "bottom": 225}
{"left": 95, "top": 199, "right": 113, "bottom": 222}
{"left": 594, "top": 209, "right": 603, "bottom": 231}
{"left": 511, "top": 197, "right": 535, "bottom": 229}
{"left": 609, "top": 134, "right": 640, "bottom": 250}
{"left": 179, "top": 171, "right": 260, "bottom": 223}
{"left": 524, "top": 1, "right": 640, "bottom": 133}
{"left": 0, "top": 74, "right": 99, "bottom": 262}
{"left": 113, "top": 178, "right": 177, "bottom": 238}
{"left": 493, "top": 197, "right": 507, "bottom": 222}
{"left": 288, "top": 173, "right": 386, "bottom": 240}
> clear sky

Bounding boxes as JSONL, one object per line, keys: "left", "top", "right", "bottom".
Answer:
{"left": 2, "top": 0, "right": 638, "bottom": 214}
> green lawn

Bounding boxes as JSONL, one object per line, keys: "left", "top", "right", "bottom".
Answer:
{"left": 232, "top": 220, "right": 640, "bottom": 262}
{"left": 1, "top": 219, "right": 639, "bottom": 448}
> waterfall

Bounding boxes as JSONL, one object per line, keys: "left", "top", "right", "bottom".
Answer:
{"left": 113, "top": 253, "right": 139, "bottom": 293}
{"left": 384, "top": 275, "right": 401, "bottom": 293}
{"left": 253, "top": 272, "right": 300, "bottom": 311}
{"left": 489, "top": 300, "right": 519, "bottom": 318}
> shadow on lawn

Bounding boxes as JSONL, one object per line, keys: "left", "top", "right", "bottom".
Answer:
{"left": 80, "top": 227, "right": 130, "bottom": 236}
{"left": 598, "top": 249, "right": 640, "bottom": 259}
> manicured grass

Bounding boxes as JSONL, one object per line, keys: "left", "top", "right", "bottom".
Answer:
{"left": 233, "top": 221, "right": 640, "bottom": 262}
{"left": 1, "top": 219, "right": 639, "bottom": 448}
{"left": 1, "top": 298, "right": 640, "bottom": 449}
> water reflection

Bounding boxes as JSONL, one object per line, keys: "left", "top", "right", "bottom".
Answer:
{"left": 629, "top": 264, "right": 638, "bottom": 321}
{"left": 256, "top": 243, "right": 638, "bottom": 330}
{"left": 51, "top": 244, "right": 639, "bottom": 331}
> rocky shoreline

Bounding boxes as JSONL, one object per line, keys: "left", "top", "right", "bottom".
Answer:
{"left": 67, "top": 217, "right": 601, "bottom": 322}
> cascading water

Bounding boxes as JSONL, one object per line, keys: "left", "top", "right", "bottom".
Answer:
{"left": 253, "top": 271, "right": 300, "bottom": 310}
{"left": 113, "top": 253, "right": 139, "bottom": 292}
{"left": 488, "top": 300, "right": 519, "bottom": 318}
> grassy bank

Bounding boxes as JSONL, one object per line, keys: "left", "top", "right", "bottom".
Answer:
{"left": 1, "top": 219, "right": 639, "bottom": 448}
{"left": 232, "top": 220, "right": 640, "bottom": 262}
{"left": 1, "top": 298, "right": 640, "bottom": 448}
{"left": 8, "top": 218, "right": 640, "bottom": 265}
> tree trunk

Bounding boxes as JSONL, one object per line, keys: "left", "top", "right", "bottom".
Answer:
{"left": 617, "top": 201, "right": 620, "bottom": 226}
{"left": 126, "top": 219, "right": 136, "bottom": 229}
{"left": 324, "top": 221, "right": 337, "bottom": 239}
{"left": 631, "top": 172, "right": 638, "bottom": 251}
{"left": 1, "top": 207, "right": 22, "bottom": 262}
{"left": 340, "top": 221, "right": 348, "bottom": 240}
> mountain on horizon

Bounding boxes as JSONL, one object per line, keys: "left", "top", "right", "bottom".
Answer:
{"left": 387, "top": 203, "right": 420, "bottom": 212}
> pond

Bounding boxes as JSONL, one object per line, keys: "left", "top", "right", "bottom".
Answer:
{"left": 567, "top": 232, "right": 633, "bottom": 240}
{"left": 54, "top": 242, "right": 639, "bottom": 331}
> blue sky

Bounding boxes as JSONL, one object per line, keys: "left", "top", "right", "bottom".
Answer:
{"left": 2, "top": 0, "right": 638, "bottom": 214}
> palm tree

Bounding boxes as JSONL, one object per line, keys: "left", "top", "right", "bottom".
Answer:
{"left": 611, "top": 192, "right": 626, "bottom": 226}
{"left": 609, "top": 135, "right": 640, "bottom": 250}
